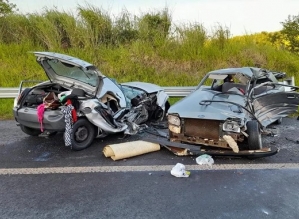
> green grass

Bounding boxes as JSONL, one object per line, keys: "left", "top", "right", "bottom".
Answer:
{"left": 1, "top": 5, "right": 299, "bottom": 119}
{"left": 0, "top": 99, "right": 14, "bottom": 120}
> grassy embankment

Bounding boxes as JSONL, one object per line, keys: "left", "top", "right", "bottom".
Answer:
{"left": 1, "top": 6, "right": 299, "bottom": 119}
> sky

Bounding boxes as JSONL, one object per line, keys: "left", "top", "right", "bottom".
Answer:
{"left": 9, "top": 0, "right": 299, "bottom": 36}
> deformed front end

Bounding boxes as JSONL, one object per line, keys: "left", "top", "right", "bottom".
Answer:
{"left": 168, "top": 114, "right": 245, "bottom": 150}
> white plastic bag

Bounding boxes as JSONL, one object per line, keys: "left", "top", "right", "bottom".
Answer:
{"left": 195, "top": 154, "right": 214, "bottom": 167}
{"left": 170, "top": 163, "right": 190, "bottom": 177}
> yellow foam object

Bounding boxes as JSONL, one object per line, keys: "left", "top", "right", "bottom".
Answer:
{"left": 103, "top": 140, "right": 160, "bottom": 161}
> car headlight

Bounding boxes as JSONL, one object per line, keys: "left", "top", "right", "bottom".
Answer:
{"left": 168, "top": 114, "right": 181, "bottom": 126}
{"left": 223, "top": 121, "right": 240, "bottom": 133}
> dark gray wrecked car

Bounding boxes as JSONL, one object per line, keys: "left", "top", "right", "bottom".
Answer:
{"left": 13, "top": 52, "right": 169, "bottom": 150}
{"left": 167, "top": 67, "right": 299, "bottom": 155}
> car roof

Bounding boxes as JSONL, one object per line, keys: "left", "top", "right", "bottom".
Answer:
{"left": 207, "top": 67, "right": 262, "bottom": 78}
{"left": 33, "top": 52, "right": 95, "bottom": 69}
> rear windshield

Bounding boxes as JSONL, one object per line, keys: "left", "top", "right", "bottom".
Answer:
{"left": 47, "top": 59, "right": 100, "bottom": 87}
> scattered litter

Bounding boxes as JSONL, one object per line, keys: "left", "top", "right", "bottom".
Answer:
{"left": 103, "top": 140, "right": 160, "bottom": 161}
{"left": 195, "top": 154, "right": 214, "bottom": 166}
{"left": 223, "top": 135, "right": 239, "bottom": 153}
{"left": 170, "top": 163, "right": 190, "bottom": 177}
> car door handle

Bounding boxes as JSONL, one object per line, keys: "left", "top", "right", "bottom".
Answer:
{"left": 287, "top": 95, "right": 295, "bottom": 99}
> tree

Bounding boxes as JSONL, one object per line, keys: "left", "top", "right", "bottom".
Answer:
{"left": 281, "top": 14, "right": 299, "bottom": 53}
{"left": 0, "top": 0, "right": 17, "bottom": 16}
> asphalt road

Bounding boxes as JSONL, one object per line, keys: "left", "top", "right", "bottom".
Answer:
{"left": 1, "top": 118, "right": 299, "bottom": 218}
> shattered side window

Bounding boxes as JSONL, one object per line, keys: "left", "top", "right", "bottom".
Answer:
{"left": 121, "top": 85, "right": 145, "bottom": 99}
{"left": 121, "top": 85, "right": 146, "bottom": 107}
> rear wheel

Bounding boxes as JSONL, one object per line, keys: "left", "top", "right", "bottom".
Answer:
{"left": 247, "top": 120, "right": 262, "bottom": 150}
{"left": 20, "top": 125, "right": 41, "bottom": 136}
{"left": 71, "top": 118, "right": 96, "bottom": 151}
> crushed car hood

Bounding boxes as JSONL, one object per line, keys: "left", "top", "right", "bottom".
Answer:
{"left": 34, "top": 52, "right": 103, "bottom": 96}
{"left": 168, "top": 89, "right": 246, "bottom": 120}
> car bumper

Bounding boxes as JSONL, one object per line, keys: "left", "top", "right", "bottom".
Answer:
{"left": 169, "top": 118, "right": 244, "bottom": 149}
{"left": 13, "top": 107, "right": 65, "bottom": 131}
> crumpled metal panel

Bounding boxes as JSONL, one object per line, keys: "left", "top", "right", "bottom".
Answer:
{"left": 253, "top": 91, "right": 299, "bottom": 126}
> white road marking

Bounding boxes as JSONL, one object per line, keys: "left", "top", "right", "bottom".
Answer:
{"left": 0, "top": 163, "right": 299, "bottom": 175}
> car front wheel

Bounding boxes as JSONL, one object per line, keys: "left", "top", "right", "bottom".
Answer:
{"left": 71, "top": 118, "right": 96, "bottom": 151}
{"left": 20, "top": 125, "right": 41, "bottom": 136}
{"left": 247, "top": 120, "right": 262, "bottom": 150}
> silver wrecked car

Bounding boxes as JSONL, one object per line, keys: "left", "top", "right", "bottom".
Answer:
{"left": 13, "top": 52, "right": 169, "bottom": 150}
{"left": 167, "top": 67, "right": 299, "bottom": 152}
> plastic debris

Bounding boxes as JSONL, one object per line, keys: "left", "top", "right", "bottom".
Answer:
{"left": 170, "top": 163, "right": 190, "bottom": 177}
{"left": 195, "top": 154, "right": 214, "bottom": 166}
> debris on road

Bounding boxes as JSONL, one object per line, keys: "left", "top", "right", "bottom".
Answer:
{"left": 195, "top": 154, "right": 214, "bottom": 166}
{"left": 170, "top": 163, "right": 190, "bottom": 177}
{"left": 144, "top": 137, "right": 278, "bottom": 159}
{"left": 103, "top": 140, "right": 160, "bottom": 161}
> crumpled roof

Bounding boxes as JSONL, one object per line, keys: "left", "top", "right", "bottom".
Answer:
{"left": 208, "top": 67, "right": 263, "bottom": 79}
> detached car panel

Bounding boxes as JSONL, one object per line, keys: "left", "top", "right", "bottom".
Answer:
{"left": 13, "top": 52, "right": 169, "bottom": 150}
{"left": 168, "top": 67, "right": 299, "bottom": 152}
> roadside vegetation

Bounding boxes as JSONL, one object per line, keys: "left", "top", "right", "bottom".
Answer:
{"left": 1, "top": 2, "right": 299, "bottom": 119}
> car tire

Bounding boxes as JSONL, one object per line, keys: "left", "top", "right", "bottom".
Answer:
{"left": 20, "top": 125, "right": 41, "bottom": 136}
{"left": 247, "top": 120, "right": 262, "bottom": 150}
{"left": 71, "top": 118, "right": 96, "bottom": 151}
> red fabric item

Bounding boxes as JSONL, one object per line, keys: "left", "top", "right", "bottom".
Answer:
{"left": 66, "top": 99, "right": 77, "bottom": 122}
{"left": 37, "top": 104, "right": 45, "bottom": 132}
